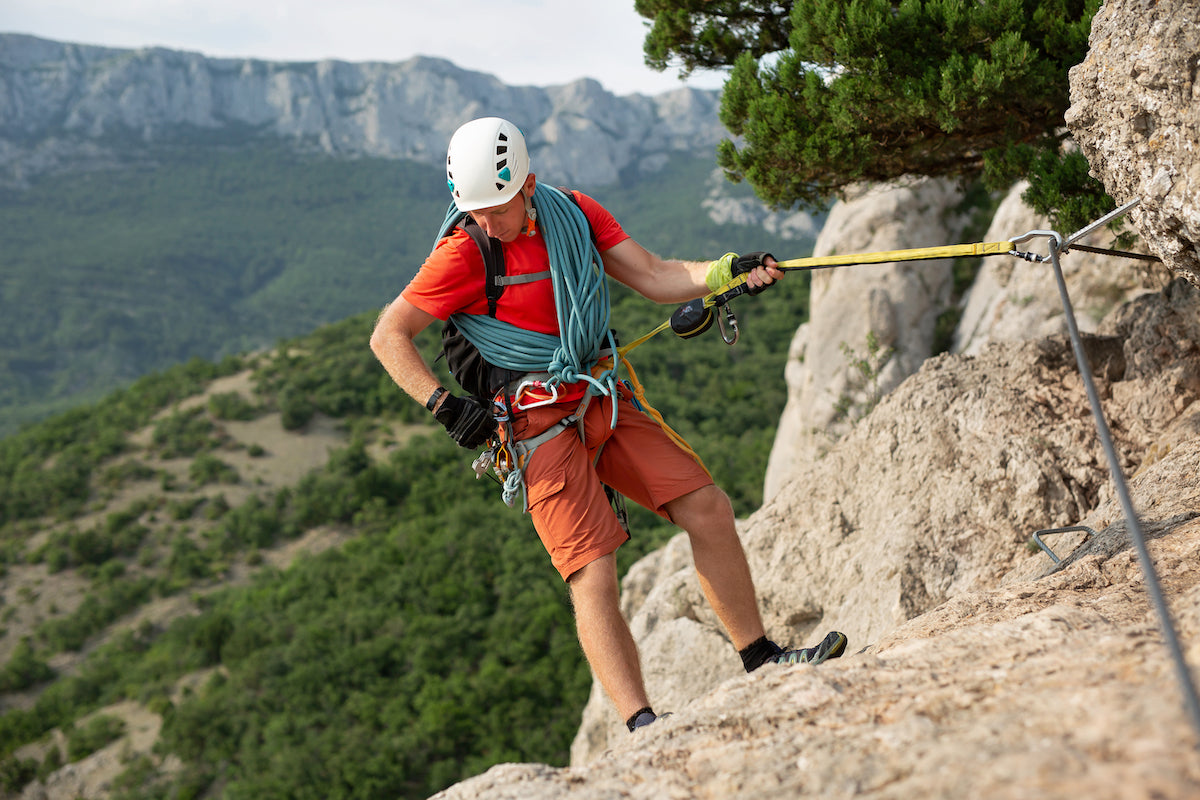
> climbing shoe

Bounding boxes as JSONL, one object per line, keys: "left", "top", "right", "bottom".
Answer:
{"left": 627, "top": 707, "right": 657, "bottom": 732}
{"left": 626, "top": 708, "right": 673, "bottom": 732}
{"left": 768, "top": 631, "right": 848, "bottom": 667}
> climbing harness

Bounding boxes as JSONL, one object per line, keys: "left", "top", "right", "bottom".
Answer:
{"left": 439, "top": 184, "right": 707, "bottom": 527}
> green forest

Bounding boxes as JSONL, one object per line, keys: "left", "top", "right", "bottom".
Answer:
{"left": 0, "top": 145, "right": 812, "bottom": 437}
{"left": 0, "top": 234, "right": 810, "bottom": 797}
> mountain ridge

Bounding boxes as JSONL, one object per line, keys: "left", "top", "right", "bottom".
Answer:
{"left": 0, "top": 33, "right": 818, "bottom": 436}
{"left": 0, "top": 33, "right": 726, "bottom": 188}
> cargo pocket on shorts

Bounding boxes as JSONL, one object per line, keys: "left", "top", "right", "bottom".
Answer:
{"left": 523, "top": 438, "right": 571, "bottom": 509}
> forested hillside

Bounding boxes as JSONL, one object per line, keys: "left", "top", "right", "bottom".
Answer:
{"left": 0, "top": 145, "right": 811, "bottom": 436}
{"left": 0, "top": 262, "right": 808, "bottom": 798}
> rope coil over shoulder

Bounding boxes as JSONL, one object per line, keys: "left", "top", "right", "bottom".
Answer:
{"left": 437, "top": 184, "right": 619, "bottom": 417}
{"left": 440, "top": 184, "right": 661, "bottom": 512}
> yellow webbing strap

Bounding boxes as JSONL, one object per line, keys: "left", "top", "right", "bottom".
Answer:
{"left": 616, "top": 349, "right": 711, "bottom": 478}
{"left": 611, "top": 239, "right": 1017, "bottom": 443}
{"left": 617, "top": 239, "right": 1016, "bottom": 358}
{"left": 775, "top": 240, "right": 1013, "bottom": 271}
{"left": 619, "top": 320, "right": 672, "bottom": 354}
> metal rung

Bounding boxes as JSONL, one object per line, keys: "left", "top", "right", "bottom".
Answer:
{"left": 1031, "top": 525, "right": 1098, "bottom": 564}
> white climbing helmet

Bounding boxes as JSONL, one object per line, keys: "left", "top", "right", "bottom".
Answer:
{"left": 445, "top": 117, "right": 530, "bottom": 211}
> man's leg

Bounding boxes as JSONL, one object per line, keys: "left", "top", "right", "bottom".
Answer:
{"left": 567, "top": 553, "right": 651, "bottom": 722}
{"left": 664, "top": 484, "right": 767, "bottom": 651}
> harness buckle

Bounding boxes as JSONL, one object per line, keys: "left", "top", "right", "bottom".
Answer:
{"left": 512, "top": 379, "right": 561, "bottom": 410}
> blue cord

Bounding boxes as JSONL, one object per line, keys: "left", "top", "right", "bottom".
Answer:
{"left": 436, "top": 184, "right": 620, "bottom": 424}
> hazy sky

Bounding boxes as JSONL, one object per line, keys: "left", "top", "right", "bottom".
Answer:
{"left": 2, "top": 0, "right": 728, "bottom": 96}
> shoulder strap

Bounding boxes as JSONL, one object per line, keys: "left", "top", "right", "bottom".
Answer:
{"left": 557, "top": 186, "right": 597, "bottom": 247}
{"left": 458, "top": 215, "right": 506, "bottom": 318}
{"left": 453, "top": 188, "right": 592, "bottom": 319}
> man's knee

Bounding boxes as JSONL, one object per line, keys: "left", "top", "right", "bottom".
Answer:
{"left": 667, "top": 484, "right": 732, "bottom": 527}
{"left": 567, "top": 553, "right": 619, "bottom": 603}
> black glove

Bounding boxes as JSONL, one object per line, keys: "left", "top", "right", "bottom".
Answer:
{"left": 731, "top": 251, "right": 776, "bottom": 295}
{"left": 433, "top": 392, "right": 497, "bottom": 449}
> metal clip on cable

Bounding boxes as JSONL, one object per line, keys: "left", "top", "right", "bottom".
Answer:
{"left": 1008, "top": 229, "right": 1064, "bottom": 263}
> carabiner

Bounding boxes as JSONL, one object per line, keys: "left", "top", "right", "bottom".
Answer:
{"left": 512, "top": 379, "right": 560, "bottom": 410}
{"left": 471, "top": 444, "right": 497, "bottom": 479}
{"left": 717, "top": 305, "right": 740, "bottom": 345}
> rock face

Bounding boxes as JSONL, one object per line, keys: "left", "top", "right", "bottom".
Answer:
{"left": 767, "top": 177, "right": 1171, "bottom": 502}
{"left": 764, "top": 178, "right": 972, "bottom": 500}
{"left": 1066, "top": 0, "right": 1200, "bottom": 288}
{"left": 0, "top": 34, "right": 821, "bottom": 233}
{"left": 570, "top": 274, "right": 1200, "bottom": 760}
{"left": 954, "top": 180, "right": 1170, "bottom": 356}
{"left": 447, "top": 517, "right": 1200, "bottom": 798}
{"left": 547, "top": 0, "right": 1200, "bottom": 780}
{"left": 0, "top": 34, "right": 724, "bottom": 189}
{"left": 443, "top": 279, "right": 1200, "bottom": 798}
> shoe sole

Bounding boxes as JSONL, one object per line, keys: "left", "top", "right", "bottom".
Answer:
{"left": 815, "top": 630, "right": 847, "bottom": 663}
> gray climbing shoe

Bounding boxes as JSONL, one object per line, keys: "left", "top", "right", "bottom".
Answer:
{"left": 768, "top": 631, "right": 847, "bottom": 666}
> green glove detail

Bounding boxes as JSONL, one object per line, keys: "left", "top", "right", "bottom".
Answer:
{"left": 705, "top": 252, "right": 739, "bottom": 293}
{"left": 705, "top": 251, "right": 778, "bottom": 294}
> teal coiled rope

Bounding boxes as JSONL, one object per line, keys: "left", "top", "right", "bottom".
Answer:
{"left": 434, "top": 184, "right": 620, "bottom": 506}
{"left": 435, "top": 183, "right": 618, "bottom": 404}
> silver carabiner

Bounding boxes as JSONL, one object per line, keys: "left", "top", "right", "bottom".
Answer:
{"left": 716, "top": 305, "right": 740, "bottom": 345}
{"left": 1008, "top": 229, "right": 1065, "bottom": 262}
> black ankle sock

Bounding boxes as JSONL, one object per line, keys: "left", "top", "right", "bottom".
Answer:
{"left": 739, "top": 636, "right": 784, "bottom": 673}
{"left": 626, "top": 706, "right": 655, "bottom": 732}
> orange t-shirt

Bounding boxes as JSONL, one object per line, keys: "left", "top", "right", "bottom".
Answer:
{"left": 402, "top": 189, "right": 629, "bottom": 335}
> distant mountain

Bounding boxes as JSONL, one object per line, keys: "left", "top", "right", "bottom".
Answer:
{"left": 0, "top": 34, "right": 818, "bottom": 436}
{"left": 0, "top": 33, "right": 727, "bottom": 188}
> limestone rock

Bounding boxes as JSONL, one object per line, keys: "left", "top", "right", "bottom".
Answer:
{"left": 439, "top": 467, "right": 1200, "bottom": 798}
{"left": 0, "top": 34, "right": 724, "bottom": 188}
{"left": 0, "top": 34, "right": 821, "bottom": 238}
{"left": 765, "top": 178, "right": 973, "bottom": 500}
{"left": 567, "top": 279, "right": 1200, "bottom": 769}
{"left": 1066, "top": 0, "right": 1200, "bottom": 287}
{"left": 955, "top": 181, "right": 1169, "bottom": 356}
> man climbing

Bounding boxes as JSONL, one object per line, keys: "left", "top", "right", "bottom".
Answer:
{"left": 370, "top": 117, "right": 847, "bottom": 733}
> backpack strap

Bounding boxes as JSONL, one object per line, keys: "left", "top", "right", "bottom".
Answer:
{"left": 454, "top": 189, "right": 592, "bottom": 317}
{"left": 457, "top": 215, "right": 554, "bottom": 312}
{"left": 458, "top": 215, "right": 506, "bottom": 318}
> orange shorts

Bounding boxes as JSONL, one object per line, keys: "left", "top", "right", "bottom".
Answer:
{"left": 511, "top": 389, "right": 712, "bottom": 581}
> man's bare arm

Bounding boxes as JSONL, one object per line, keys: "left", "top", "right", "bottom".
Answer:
{"left": 600, "top": 238, "right": 781, "bottom": 303}
{"left": 370, "top": 295, "right": 447, "bottom": 411}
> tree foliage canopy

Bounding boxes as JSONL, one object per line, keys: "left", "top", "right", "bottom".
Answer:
{"left": 637, "top": 0, "right": 1110, "bottom": 229}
